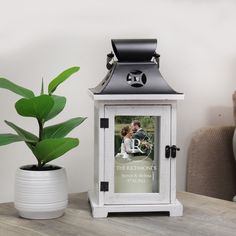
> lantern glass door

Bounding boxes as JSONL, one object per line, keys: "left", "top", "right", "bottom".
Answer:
{"left": 104, "top": 105, "right": 171, "bottom": 205}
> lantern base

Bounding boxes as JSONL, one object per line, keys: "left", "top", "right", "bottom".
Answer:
{"left": 88, "top": 191, "right": 183, "bottom": 218}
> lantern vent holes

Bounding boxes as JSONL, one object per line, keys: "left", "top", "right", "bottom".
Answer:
{"left": 126, "top": 70, "right": 147, "bottom": 88}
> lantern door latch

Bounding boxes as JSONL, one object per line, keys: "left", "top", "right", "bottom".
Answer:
{"left": 100, "top": 118, "right": 109, "bottom": 128}
{"left": 165, "top": 145, "right": 180, "bottom": 158}
{"left": 165, "top": 146, "right": 171, "bottom": 158}
{"left": 100, "top": 181, "right": 109, "bottom": 192}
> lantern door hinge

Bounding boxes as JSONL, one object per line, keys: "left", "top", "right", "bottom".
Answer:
{"left": 100, "top": 181, "right": 109, "bottom": 192}
{"left": 100, "top": 118, "right": 109, "bottom": 128}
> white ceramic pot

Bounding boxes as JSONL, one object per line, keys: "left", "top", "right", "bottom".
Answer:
{"left": 14, "top": 165, "right": 68, "bottom": 219}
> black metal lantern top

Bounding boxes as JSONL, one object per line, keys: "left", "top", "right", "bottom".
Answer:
{"left": 111, "top": 39, "right": 157, "bottom": 62}
{"left": 90, "top": 39, "right": 182, "bottom": 95}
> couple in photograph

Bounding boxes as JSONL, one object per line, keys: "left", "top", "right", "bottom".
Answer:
{"left": 119, "top": 120, "right": 150, "bottom": 159}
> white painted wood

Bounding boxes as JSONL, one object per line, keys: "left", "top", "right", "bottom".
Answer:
{"left": 93, "top": 99, "right": 180, "bottom": 106}
{"left": 89, "top": 193, "right": 183, "bottom": 218}
{"left": 170, "top": 103, "right": 177, "bottom": 203}
{"left": 104, "top": 105, "right": 171, "bottom": 205}
{"left": 88, "top": 191, "right": 108, "bottom": 218}
{"left": 88, "top": 91, "right": 184, "bottom": 101}
{"left": 89, "top": 93, "right": 182, "bottom": 217}
{"left": 94, "top": 101, "right": 105, "bottom": 206}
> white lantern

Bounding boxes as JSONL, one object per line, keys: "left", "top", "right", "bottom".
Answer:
{"left": 88, "top": 39, "right": 184, "bottom": 218}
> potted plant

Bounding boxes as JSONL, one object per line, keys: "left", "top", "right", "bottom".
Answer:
{"left": 0, "top": 67, "right": 86, "bottom": 219}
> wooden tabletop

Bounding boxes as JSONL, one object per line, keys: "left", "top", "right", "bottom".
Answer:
{"left": 0, "top": 192, "right": 236, "bottom": 236}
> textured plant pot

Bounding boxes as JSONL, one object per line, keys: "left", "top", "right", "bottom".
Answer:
{"left": 14, "top": 165, "right": 68, "bottom": 219}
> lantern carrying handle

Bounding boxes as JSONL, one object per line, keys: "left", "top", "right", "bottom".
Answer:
{"left": 111, "top": 39, "right": 157, "bottom": 62}
{"left": 106, "top": 52, "right": 114, "bottom": 70}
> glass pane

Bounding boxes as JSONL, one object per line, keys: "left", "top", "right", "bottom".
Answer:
{"left": 114, "top": 116, "right": 160, "bottom": 193}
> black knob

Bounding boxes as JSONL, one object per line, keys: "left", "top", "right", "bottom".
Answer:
{"left": 171, "top": 145, "right": 180, "bottom": 158}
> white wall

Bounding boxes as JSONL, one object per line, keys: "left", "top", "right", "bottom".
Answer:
{"left": 0, "top": 0, "right": 235, "bottom": 203}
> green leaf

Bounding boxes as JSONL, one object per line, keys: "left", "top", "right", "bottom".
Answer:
{"left": 0, "top": 77, "right": 34, "bottom": 98}
{"left": 48, "top": 67, "right": 80, "bottom": 95}
{"left": 45, "top": 95, "right": 66, "bottom": 121}
{"left": 43, "top": 117, "right": 87, "bottom": 139}
{"left": 15, "top": 95, "right": 54, "bottom": 121}
{"left": 33, "top": 138, "right": 79, "bottom": 164}
{"left": 4, "top": 120, "right": 38, "bottom": 143}
{"left": 0, "top": 133, "right": 33, "bottom": 146}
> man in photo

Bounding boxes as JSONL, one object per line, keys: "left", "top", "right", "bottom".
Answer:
{"left": 131, "top": 120, "right": 149, "bottom": 141}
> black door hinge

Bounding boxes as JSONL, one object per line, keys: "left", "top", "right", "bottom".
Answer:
{"left": 100, "top": 118, "right": 109, "bottom": 128}
{"left": 100, "top": 181, "right": 109, "bottom": 192}
{"left": 165, "top": 145, "right": 180, "bottom": 158}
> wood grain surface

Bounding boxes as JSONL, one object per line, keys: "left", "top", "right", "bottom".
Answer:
{"left": 0, "top": 192, "right": 235, "bottom": 236}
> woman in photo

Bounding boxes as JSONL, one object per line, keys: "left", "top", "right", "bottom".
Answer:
{"left": 119, "top": 126, "right": 140, "bottom": 159}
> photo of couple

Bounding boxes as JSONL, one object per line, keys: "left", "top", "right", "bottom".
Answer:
{"left": 116, "top": 119, "right": 153, "bottom": 160}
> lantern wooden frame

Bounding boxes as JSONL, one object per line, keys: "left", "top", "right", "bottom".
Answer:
{"left": 88, "top": 93, "right": 184, "bottom": 218}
